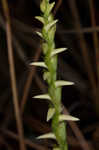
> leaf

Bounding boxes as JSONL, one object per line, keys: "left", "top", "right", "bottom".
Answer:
{"left": 37, "top": 133, "right": 56, "bottom": 140}
{"left": 35, "top": 16, "right": 45, "bottom": 24}
{"left": 45, "top": 20, "right": 58, "bottom": 31}
{"left": 59, "top": 114, "right": 79, "bottom": 122}
{"left": 33, "top": 94, "right": 51, "bottom": 100}
{"left": 36, "top": 31, "right": 43, "bottom": 38}
{"left": 30, "top": 62, "right": 47, "bottom": 68}
{"left": 51, "top": 48, "right": 67, "bottom": 57}
{"left": 47, "top": 107, "right": 55, "bottom": 121}
{"left": 55, "top": 80, "right": 74, "bottom": 87}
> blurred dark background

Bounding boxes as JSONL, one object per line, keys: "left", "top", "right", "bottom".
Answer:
{"left": 0, "top": 0, "right": 99, "bottom": 150}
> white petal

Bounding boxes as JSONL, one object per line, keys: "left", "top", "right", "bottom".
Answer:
{"left": 33, "top": 94, "right": 51, "bottom": 100}
{"left": 35, "top": 16, "right": 45, "bottom": 24}
{"left": 51, "top": 48, "right": 67, "bottom": 56}
{"left": 55, "top": 80, "right": 74, "bottom": 87}
{"left": 59, "top": 114, "right": 79, "bottom": 121}
{"left": 37, "top": 133, "right": 56, "bottom": 140}
{"left": 36, "top": 31, "right": 43, "bottom": 38}
{"left": 30, "top": 62, "right": 47, "bottom": 68}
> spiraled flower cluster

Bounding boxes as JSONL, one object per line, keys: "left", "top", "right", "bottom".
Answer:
{"left": 31, "top": 0, "right": 79, "bottom": 150}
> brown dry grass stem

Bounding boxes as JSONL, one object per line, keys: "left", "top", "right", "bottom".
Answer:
{"left": 1, "top": 0, "right": 26, "bottom": 150}
{"left": 89, "top": 0, "right": 99, "bottom": 82}
{"left": 89, "top": 0, "right": 99, "bottom": 116}
{"left": 21, "top": 46, "right": 42, "bottom": 114}
{"left": 1, "top": 129, "right": 49, "bottom": 150}
{"left": 68, "top": 0, "right": 97, "bottom": 114}
{"left": 53, "top": 0, "right": 62, "bottom": 15}
{"left": 0, "top": 135, "right": 13, "bottom": 150}
{"left": 60, "top": 26, "right": 99, "bottom": 34}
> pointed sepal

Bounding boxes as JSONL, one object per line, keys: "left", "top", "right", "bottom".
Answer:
{"left": 47, "top": 107, "right": 55, "bottom": 121}
{"left": 33, "top": 94, "right": 51, "bottom": 100}
{"left": 47, "top": 2, "right": 55, "bottom": 15}
{"left": 51, "top": 48, "right": 67, "bottom": 57}
{"left": 45, "top": 20, "right": 58, "bottom": 31}
{"left": 30, "top": 62, "right": 47, "bottom": 68}
{"left": 36, "top": 31, "right": 43, "bottom": 38}
{"left": 59, "top": 114, "right": 79, "bottom": 122}
{"left": 35, "top": 16, "right": 45, "bottom": 24}
{"left": 55, "top": 80, "right": 74, "bottom": 87}
{"left": 37, "top": 133, "right": 56, "bottom": 140}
